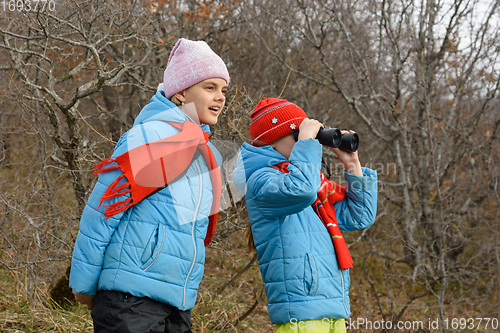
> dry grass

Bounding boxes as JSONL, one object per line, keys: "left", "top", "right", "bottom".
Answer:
{"left": 0, "top": 230, "right": 276, "bottom": 333}
{"left": 1, "top": 234, "right": 497, "bottom": 333}
{"left": 0, "top": 271, "right": 93, "bottom": 333}
{"left": 192, "top": 230, "right": 274, "bottom": 333}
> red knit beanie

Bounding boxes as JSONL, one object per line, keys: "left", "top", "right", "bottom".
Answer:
{"left": 250, "top": 98, "right": 308, "bottom": 146}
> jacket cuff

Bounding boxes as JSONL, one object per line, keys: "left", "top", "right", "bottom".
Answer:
{"left": 68, "top": 258, "right": 100, "bottom": 295}
{"left": 344, "top": 167, "right": 378, "bottom": 195}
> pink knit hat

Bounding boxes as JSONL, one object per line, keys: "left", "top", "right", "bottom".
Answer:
{"left": 163, "top": 38, "right": 230, "bottom": 99}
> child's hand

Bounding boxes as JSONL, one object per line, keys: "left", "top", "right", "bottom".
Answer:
{"left": 297, "top": 118, "right": 323, "bottom": 140}
{"left": 73, "top": 290, "right": 96, "bottom": 310}
{"left": 331, "top": 130, "right": 363, "bottom": 177}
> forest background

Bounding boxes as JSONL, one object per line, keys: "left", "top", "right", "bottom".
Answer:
{"left": 0, "top": 0, "right": 499, "bottom": 332}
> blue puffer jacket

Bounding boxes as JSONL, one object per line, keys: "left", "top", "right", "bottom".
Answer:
{"left": 69, "top": 91, "right": 221, "bottom": 311}
{"left": 232, "top": 139, "right": 377, "bottom": 324}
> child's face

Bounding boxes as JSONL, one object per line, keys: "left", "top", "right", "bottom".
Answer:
{"left": 176, "top": 78, "right": 228, "bottom": 125}
{"left": 271, "top": 134, "right": 296, "bottom": 159}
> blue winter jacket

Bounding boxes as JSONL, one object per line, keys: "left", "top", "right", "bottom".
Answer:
{"left": 232, "top": 139, "right": 377, "bottom": 324}
{"left": 69, "top": 91, "right": 221, "bottom": 311}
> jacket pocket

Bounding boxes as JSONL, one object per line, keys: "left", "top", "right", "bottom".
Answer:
{"left": 140, "top": 224, "right": 166, "bottom": 271}
{"left": 303, "top": 253, "right": 319, "bottom": 296}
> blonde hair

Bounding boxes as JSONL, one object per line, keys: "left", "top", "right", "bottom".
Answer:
{"left": 170, "top": 94, "right": 182, "bottom": 106}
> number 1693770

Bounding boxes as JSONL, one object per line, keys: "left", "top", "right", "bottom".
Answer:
{"left": 2, "top": 0, "right": 56, "bottom": 12}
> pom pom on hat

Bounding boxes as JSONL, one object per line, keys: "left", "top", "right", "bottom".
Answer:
{"left": 163, "top": 38, "right": 230, "bottom": 99}
{"left": 250, "top": 98, "right": 308, "bottom": 146}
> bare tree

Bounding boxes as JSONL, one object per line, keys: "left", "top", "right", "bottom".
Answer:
{"left": 244, "top": 0, "right": 500, "bottom": 331}
{"left": 0, "top": 1, "right": 265, "bottom": 330}
{"left": 0, "top": 0, "right": 169, "bottom": 302}
{"left": 0, "top": 0, "right": 164, "bottom": 212}
{"left": 3, "top": 0, "right": 497, "bottom": 331}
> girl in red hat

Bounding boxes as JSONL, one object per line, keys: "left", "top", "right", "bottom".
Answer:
{"left": 233, "top": 97, "right": 378, "bottom": 332}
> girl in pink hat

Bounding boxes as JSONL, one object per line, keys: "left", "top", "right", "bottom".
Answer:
{"left": 70, "top": 38, "right": 229, "bottom": 333}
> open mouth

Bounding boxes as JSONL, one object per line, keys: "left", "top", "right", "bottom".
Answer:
{"left": 209, "top": 106, "right": 220, "bottom": 114}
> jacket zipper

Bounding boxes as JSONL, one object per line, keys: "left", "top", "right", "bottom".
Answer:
{"left": 340, "top": 269, "right": 349, "bottom": 315}
{"left": 183, "top": 160, "right": 203, "bottom": 308}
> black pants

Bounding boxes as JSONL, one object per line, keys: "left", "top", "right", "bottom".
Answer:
{"left": 91, "top": 290, "right": 192, "bottom": 333}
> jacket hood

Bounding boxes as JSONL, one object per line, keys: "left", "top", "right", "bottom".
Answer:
{"left": 133, "top": 91, "right": 210, "bottom": 134}
{"left": 232, "top": 142, "right": 286, "bottom": 195}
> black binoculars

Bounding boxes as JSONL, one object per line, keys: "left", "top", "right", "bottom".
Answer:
{"left": 293, "top": 128, "right": 359, "bottom": 152}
